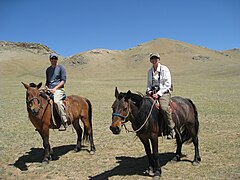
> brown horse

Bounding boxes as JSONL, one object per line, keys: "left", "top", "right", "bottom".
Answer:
{"left": 110, "top": 87, "right": 201, "bottom": 179}
{"left": 22, "top": 82, "right": 96, "bottom": 163}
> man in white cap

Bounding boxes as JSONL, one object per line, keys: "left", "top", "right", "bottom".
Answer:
{"left": 45, "top": 53, "right": 68, "bottom": 131}
{"left": 146, "top": 52, "right": 175, "bottom": 139}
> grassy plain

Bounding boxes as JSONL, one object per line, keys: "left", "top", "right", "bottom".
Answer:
{"left": 0, "top": 39, "right": 240, "bottom": 179}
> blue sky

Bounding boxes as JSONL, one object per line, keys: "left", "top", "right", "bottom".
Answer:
{"left": 1, "top": 0, "right": 240, "bottom": 57}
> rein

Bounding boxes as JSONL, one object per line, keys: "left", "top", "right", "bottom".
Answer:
{"left": 126, "top": 99, "right": 157, "bottom": 133}
{"left": 26, "top": 91, "right": 57, "bottom": 126}
{"left": 112, "top": 98, "right": 157, "bottom": 134}
{"left": 39, "top": 89, "right": 58, "bottom": 126}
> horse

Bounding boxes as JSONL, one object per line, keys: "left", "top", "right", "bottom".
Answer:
{"left": 22, "top": 82, "right": 96, "bottom": 164}
{"left": 110, "top": 87, "right": 201, "bottom": 179}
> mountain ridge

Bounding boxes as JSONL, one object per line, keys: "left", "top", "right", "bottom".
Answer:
{"left": 0, "top": 38, "right": 239, "bottom": 79}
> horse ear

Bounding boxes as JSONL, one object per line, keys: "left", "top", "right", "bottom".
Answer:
{"left": 22, "top": 82, "right": 29, "bottom": 89}
{"left": 37, "top": 82, "right": 42, "bottom": 89}
{"left": 125, "top": 90, "right": 132, "bottom": 101}
{"left": 115, "top": 87, "right": 119, "bottom": 98}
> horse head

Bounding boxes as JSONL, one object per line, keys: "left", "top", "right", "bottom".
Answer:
{"left": 22, "top": 82, "right": 43, "bottom": 116}
{"left": 110, "top": 87, "right": 132, "bottom": 134}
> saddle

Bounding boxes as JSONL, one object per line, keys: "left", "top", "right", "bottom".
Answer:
{"left": 51, "top": 97, "right": 73, "bottom": 127}
{"left": 148, "top": 96, "right": 177, "bottom": 114}
{"left": 40, "top": 90, "right": 70, "bottom": 127}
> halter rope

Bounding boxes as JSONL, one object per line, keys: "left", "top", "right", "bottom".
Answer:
{"left": 125, "top": 99, "right": 157, "bottom": 133}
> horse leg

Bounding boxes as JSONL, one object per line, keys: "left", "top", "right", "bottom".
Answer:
{"left": 150, "top": 136, "right": 161, "bottom": 179}
{"left": 82, "top": 116, "right": 96, "bottom": 155}
{"left": 88, "top": 128, "right": 96, "bottom": 155}
{"left": 39, "top": 127, "right": 52, "bottom": 164}
{"left": 72, "top": 119, "right": 83, "bottom": 152}
{"left": 139, "top": 137, "right": 154, "bottom": 177}
{"left": 85, "top": 123, "right": 96, "bottom": 155}
{"left": 192, "top": 136, "right": 201, "bottom": 166}
{"left": 172, "top": 128, "right": 182, "bottom": 162}
{"left": 187, "top": 123, "right": 201, "bottom": 166}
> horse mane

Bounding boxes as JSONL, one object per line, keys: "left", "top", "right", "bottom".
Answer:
{"left": 129, "top": 93, "right": 143, "bottom": 107}
{"left": 29, "top": 83, "right": 37, "bottom": 87}
{"left": 118, "top": 92, "right": 143, "bottom": 108}
{"left": 136, "top": 95, "right": 161, "bottom": 132}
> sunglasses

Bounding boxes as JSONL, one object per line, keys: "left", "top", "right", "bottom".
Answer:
{"left": 150, "top": 57, "right": 159, "bottom": 60}
{"left": 50, "top": 57, "right": 58, "bottom": 60}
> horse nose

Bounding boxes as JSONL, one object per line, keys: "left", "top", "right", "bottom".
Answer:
{"left": 110, "top": 126, "right": 121, "bottom": 134}
{"left": 32, "top": 108, "right": 39, "bottom": 116}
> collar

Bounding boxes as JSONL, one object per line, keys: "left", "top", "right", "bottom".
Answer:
{"left": 152, "top": 63, "right": 161, "bottom": 72}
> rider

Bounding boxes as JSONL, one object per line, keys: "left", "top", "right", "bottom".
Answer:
{"left": 45, "top": 53, "right": 68, "bottom": 131}
{"left": 146, "top": 52, "right": 175, "bottom": 139}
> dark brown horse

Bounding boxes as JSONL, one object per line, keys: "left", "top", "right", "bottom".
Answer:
{"left": 110, "top": 87, "right": 201, "bottom": 179}
{"left": 22, "top": 82, "right": 96, "bottom": 163}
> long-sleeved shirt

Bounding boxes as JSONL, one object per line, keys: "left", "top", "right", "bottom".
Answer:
{"left": 46, "top": 64, "right": 66, "bottom": 89}
{"left": 146, "top": 63, "right": 171, "bottom": 96}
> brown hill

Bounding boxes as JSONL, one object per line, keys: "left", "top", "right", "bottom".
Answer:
{"left": 63, "top": 38, "right": 240, "bottom": 80}
{"left": 0, "top": 41, "right": 61, "bottom": 78}
{"left": 0, "top": 38, "right": 239, "bottom": 81}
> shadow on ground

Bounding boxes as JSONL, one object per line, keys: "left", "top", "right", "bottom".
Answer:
{"left": 11, "top": 144, "right": 76, "bottom": 171}
{"left": 89, "top": 152, "right": 175, "bottom": 180}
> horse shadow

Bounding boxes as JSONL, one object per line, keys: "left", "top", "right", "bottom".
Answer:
{"left": 11, "top": 144, "right": 76, "bottom": 171}
{"left": 89, "top": 152, "right": 176, "bottom": 180}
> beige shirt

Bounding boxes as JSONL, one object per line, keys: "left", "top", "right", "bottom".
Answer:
{"left": 146, "top": 63, "right": 171, "bottom": 96}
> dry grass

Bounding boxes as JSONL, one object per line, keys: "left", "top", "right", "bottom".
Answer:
{"left": 0, "top": 39, "right": 240, "bottom": 179}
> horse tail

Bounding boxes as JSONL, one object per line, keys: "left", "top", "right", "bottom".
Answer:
{"left": 83, "top": 98, "right": 93, "bottom": 143}
{"left": 188, "top": 98, "right": 199, "bottom": 134}
{"left": 182, "top": 98, "right": 199, "bottom": 143}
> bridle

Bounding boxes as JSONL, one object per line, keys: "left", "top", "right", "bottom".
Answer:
{"left": 26, "top": 88, "right": 50, "bottom": 116}
{"left": 26, "top": 96, "right": 42, "bottom": 114}
{"left": 112, "top": 97, "right": 157, "bottom": 133}
{"left": 112, "top": 102, "right": 131, "bottom": 124}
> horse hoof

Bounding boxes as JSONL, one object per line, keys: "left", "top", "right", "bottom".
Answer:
{"left": 152, "top": 175, "right": 160, "bottom": 180}
{"left": 152, "top": 170, "right": 161, "bottom": 180}
{"left": 172, "top": 155, "right": 181, "bottom": 162}
{"left": 192, "top": 161, "right": 200, "bottom": 166}
{"left": 42, "top": 159, "right": 49, "bottom": 165}
{"left": 73, "top": 147, "right": 81, "bottom": 152}
{"left": 42, "top": 161, "right": 48, "bottom": 165}
{"left": 89, "top": 150, "right": 95, "bottom": 155}
{"left": 143, "top": 166, "right": 154, "bottom": 177}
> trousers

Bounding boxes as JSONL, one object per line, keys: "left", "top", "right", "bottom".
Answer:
{"left": 159, "top": 92, "right": 175, "bottom": 129}
{"left": 53, "top": 88, "right": 67, "bottom": 123}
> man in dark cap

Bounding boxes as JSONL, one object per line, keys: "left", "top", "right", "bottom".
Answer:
{"left": 45, "top": 53, "right": 68, "bottom": 131}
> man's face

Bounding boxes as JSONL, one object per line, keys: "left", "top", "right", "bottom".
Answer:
{"left": 50, "top": 57, "right": 58, "bottom": 65}
{"left": 150, "top": 57, "right": 160, "bottom": 65}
